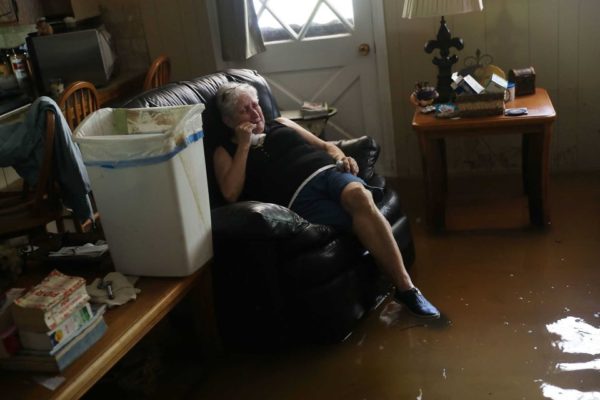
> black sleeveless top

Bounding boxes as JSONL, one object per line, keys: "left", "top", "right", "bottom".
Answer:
{"left": 220, "top": 121, "right": 334, "bottom": 206}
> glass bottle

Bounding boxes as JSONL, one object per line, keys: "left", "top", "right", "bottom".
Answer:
{"left": 10, "top": 49, "right": 31, "bottom": 92}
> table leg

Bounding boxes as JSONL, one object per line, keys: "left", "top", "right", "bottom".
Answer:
{"left": 190, "top": 265, "right": 222, "bottom": 356}
{"left": 523, "top": 126, "right": 552, "bottom": 226}
{"left": 440, "top": 138, "right": 448, "bottom": 194}
{"left": 169, "top": 265, "right": 222, "bottom": 357}
{"left": 419, "top": 135, "right": 446, "bottom": 230}
{"left": 522, "top": 134, "right": 529, "bottom": 195}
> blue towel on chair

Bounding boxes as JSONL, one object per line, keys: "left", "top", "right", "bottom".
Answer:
{"left": 0, "top": 96, "right": 93, "bottom": 223}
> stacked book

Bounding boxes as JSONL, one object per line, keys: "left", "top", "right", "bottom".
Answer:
{"left": 0, "top": 269, "right": 107, "bottom": 373}
{"left": 300, "top": 101, "right": 329, "bottom": 119}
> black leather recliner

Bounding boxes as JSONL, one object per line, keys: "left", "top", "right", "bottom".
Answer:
{"left": 122, "top": 69, "right": 415, "bottom": 348}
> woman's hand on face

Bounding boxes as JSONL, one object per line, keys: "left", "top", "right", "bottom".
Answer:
{"left": 339, "top": 156, "right": 359, "bottom": 175}
{"left": 234, "top": 122, "right": 256, "bottom": 147}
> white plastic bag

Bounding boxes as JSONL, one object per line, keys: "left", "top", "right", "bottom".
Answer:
{"left": 73, "top": 104, "right": 205, "bottom": 168}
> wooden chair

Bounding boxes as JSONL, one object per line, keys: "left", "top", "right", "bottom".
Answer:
{"left": 143, "top": 55, "right": 171, "bottom": 91}
{"left": 57, "top": 81, "right": 99, "bottom": 131}
{"left": 0, "top": 111, "right": 65, "bottom": 240}
{"left": 57, "top": 81, "right": 100, "bottom": 232}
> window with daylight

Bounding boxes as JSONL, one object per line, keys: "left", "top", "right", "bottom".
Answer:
{"left": 253, "top": 0, "right": 354, "bottom": 43}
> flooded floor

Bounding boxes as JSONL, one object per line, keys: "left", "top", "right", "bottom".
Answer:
{"left": 93, "top": 172, "right": 600, "bottom": 400}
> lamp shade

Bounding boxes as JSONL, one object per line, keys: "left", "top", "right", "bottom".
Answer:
{"left": 402, "top": 0, "right": 483, "bottom": 19}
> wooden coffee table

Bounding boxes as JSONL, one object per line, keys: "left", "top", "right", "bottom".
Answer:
{"left": 0, "top": 260, "right": 218, "bottom": 400}
{"left": 411, "top": 88, "right": 556, "bottom": 230}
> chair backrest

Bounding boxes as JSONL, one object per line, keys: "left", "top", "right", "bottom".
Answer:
{"left": 143, "top": 55, "right": 171, "bottom": 91}
{"left": 57, "top": 81, "right": 99, "bottom": 131}
{"left": 33, "top": 111, "right": 59, "bottom": 212}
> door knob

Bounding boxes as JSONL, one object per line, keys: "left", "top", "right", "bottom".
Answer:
{"left": 358, "top": 43, "right": 370, "bottom": 56}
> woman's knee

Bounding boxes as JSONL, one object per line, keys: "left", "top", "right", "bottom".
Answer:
{"left": 341, "top": 183, "right": 374, "bottom": 212}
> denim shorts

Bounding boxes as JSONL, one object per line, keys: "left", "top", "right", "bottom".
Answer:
{"left": 289, "top": 167, "right": 381, "bottom": 231}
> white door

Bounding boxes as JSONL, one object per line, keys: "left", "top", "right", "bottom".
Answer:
{"left": 210, "top": 0, "right": 395, "bottom": 175}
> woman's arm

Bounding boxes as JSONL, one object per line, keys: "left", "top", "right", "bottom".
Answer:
{"left": 213, "top": 122, "right": 255, "bottom": 203}
{"left": 213, "top": 145, "right": 249, "bottom": 203}
{"left": 275, "top": 117, "right": 359, "bottom": 175}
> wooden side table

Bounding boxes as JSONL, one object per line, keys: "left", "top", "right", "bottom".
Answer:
{"left": 280, "top": 107, "right": 337, "bottom": 137}
{"left": 411, "top": 88, "right": 556, "bottom": 230}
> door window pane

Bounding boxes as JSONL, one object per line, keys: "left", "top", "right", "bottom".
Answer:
{"left": 257, "top": 9, "right": 294, "bottom": 42}
{"left": 327, "top": 0, "right": 355, "bottom": 26}
{"left": 254, "top": 0, "right": 354, "bottom": 43}
{"left": 305, "top": 2, "right": 351, "bottom": 39}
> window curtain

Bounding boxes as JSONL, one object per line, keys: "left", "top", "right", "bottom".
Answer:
{"left": 216, "top": 0, "right": 266, "bottom": 61}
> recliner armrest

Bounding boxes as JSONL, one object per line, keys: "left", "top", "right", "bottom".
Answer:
{"left": 211, "top": 201, "right": 336, "bottom": 249}
{"left": 329, "top": 136, "right": 380, "bottom": 181}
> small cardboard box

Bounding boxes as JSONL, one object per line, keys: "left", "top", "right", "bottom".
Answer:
{"left": 486, "top": 74, "right": 508, "bottom": 94}
{"left": 508, "top": 67, "right": 536, "bottom": 96}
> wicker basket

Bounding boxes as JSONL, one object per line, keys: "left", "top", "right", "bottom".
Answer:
{"left": 455, "top": 93, "right": 505, "bottom": 117}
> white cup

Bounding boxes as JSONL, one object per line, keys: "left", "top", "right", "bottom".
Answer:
{"left": 505, "top": 82, "right": 516, "bottom": 102}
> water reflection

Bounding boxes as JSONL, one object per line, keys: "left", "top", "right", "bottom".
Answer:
{"left": 546, "top": 316, "right": 600, "bottom": 355}
{"left": 539, "top": 316, "right": 600, "bottom": 399}
{"left": 377, "top": 300, "right": 451, "bottom": 330}
{"left": 541, "top": 383, "right": 600, "bottom": 400}
{"left": 556, "top": 359, "right": 600, "bottom": 372}
{"left": 378, "top": 301, "right": 403, "bottom": 327}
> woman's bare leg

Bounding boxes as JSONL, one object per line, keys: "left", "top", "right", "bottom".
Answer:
{"left": 340, "top": 182, "right": 440, "bottom": 318}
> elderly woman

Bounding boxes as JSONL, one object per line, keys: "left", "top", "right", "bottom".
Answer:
{"left": 213, "top": 82, "right": 439, "bottom": 319}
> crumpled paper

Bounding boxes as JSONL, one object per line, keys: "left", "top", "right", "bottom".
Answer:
{"left": 86, "top": 272, "right": 141, "bottom": 308}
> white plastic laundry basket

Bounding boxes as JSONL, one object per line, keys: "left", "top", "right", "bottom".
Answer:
{"left": 73, "top": 105, "right": 212, "bottom": 277}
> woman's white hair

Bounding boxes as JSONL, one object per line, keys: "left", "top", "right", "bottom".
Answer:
{"left": 216, "top": 82, "right": 259, "bottom": 120}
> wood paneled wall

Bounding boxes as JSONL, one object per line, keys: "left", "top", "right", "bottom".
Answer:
{"left": 384, "top": 0, "right": 600, "bottom": 176}
{"left": 139, "top": 0, "right": 216, "bottom": 81}
{"left": 98, "top": 0, "right": 151, "bottom": 73}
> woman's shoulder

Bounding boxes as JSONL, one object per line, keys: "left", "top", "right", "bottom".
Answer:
{"left": 265, "top": 119, "right": 287, "bottom": 132}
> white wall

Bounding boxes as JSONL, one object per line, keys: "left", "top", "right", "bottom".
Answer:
{"left": 384, "top": 0, "right": 600, "bottom": 176}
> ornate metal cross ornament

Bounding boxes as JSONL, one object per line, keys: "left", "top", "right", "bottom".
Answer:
{"left": 424, "top": 17, "right": 464, "bottom": 102}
